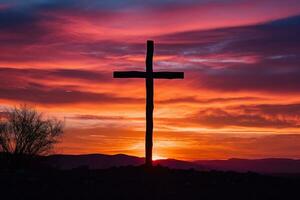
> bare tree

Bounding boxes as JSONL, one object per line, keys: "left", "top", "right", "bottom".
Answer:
{"left": 0, "top": 105, "right": 64, "bottom": 157}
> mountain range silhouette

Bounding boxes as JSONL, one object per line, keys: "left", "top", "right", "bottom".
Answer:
{"left": 44, "top": 153, "right": 300, "bottom": 174}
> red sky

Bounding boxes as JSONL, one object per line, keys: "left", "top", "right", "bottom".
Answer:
{"left": 1, "top": 0, "right": 300, "bottom": 160}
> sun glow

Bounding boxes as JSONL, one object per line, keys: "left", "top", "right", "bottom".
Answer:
{"left": 153, "top": 154, "right": 166, "bottom": 161}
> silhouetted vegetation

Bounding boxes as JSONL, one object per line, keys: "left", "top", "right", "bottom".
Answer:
{"left": 0, "top": 105, "right": 64, "bottom": 168}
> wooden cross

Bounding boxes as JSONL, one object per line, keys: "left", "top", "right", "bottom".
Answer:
{"left": 113, "top": 40, "right": 184, "bottom": 167}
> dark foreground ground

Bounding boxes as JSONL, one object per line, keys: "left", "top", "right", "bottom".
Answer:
{"left": 1, "top": 166, "right": 299, "bottom": 200}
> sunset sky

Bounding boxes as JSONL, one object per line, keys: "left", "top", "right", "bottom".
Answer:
{"left": 1, "top": 0, "right": 300, "bottom": 160}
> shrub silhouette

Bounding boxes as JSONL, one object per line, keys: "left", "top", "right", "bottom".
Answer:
{"left": 0, "top": 105, "right": 63, "bottom": 167}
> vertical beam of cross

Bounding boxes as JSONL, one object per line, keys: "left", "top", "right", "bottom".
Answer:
{"left": 113, "top": 40, "right": 184, "bottom": 167}
{"left": 145, "top": 41, "right": 154, "bottom": 167}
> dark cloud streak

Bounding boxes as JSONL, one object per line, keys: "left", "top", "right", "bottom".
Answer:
{"left": 0, "top": 84, "right": 143, "bottom": 104}
{"left": 188, "top": 103, "right": 300, "bottom": 128}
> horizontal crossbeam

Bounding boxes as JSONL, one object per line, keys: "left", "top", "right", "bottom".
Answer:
{"left": 153, "top": 72, "right": 184, "bottom": 79}
{"left": 114, "top": 71, "right": 146, "bottom": 78}
{"left": 113, "top": 71, "right": 184, "bottom": 79}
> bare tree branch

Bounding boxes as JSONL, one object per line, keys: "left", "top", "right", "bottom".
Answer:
{"left": 0, "top": 105, "right": 64, "bottom": 156}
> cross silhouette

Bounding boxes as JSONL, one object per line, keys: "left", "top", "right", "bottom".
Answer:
{"left": 113, "top": 40, "right": 184, "bottom": 167}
